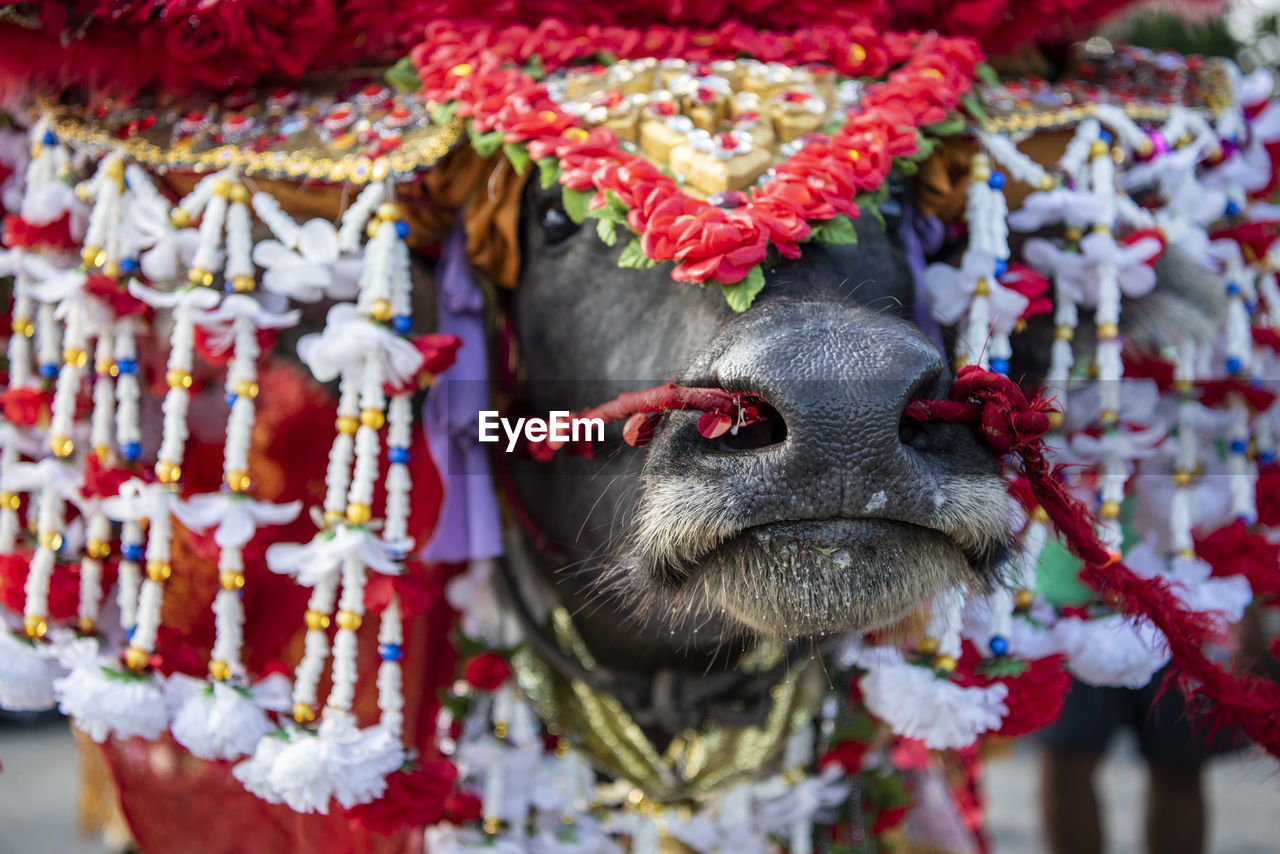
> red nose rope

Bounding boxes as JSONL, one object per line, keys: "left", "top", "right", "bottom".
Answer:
{"left": 529, "top": 365, "right": 1280, "bottom": 758}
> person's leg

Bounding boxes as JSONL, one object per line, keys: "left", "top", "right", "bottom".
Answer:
{"left": 1041, "top": 749, "right": 1105, "bottom": 854}
{"left": 1144, "top": 761, "right": 1205, "bottom": 854}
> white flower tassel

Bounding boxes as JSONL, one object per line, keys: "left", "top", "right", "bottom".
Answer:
{"left": 54, "top": 637, "right": 168, "bottom": 743}
{"left": 0, "top": 626, "right": 59, "bottom": 711}
{"left": 166, "top": 672, "right": 291, "bottom": 761}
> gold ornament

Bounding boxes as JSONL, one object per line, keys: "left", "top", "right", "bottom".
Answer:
{"left": 360, "top": 408, "right": 385, "bottom": 429}
{"left": 346, "top": 502, "right": 372, "bottom": 525}
{"left": 23, "top": 615, "right": 47, "bottom": 639}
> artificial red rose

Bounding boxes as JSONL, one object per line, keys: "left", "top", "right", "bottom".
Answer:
{"left": 656, "top": 202, "right": 769, "bottom": 284}
{"left": 81, "top": 455, "right": 134, "bottom": 501}
{"left": 194, "top": 325, "right": 275, "bottom": 367}
{"left": 774, "top": 141, "right": 862, "bottom": 211}
{"left": 444, "top": 790, "right": 483, "bottom": 823}
{"left": 464, "top": 651, "right": 512, "bottom": 690}
{"left": 85, "top": 274, "right": 150, "bottom": 318}
{"left": 245, "top": 0, "right": 337, "bottom": 77}
{"left": 536, "top": 127, "right": 618, "bottom": 178}
{"left": 1197, "top": 378, "right": 1275, "bottom": 412}
{"left": 161, "top": 0, "right": 251, "bottom": 63}
{"left": 346, "top": 761, "right": 459, "bottom": 835}
{"left": 498, "top": 96, "right": 575, "bottom": 144}
{"left": 871, "top": 805, "right": 908, "bottom": 834}
{"left": 2, "top": 387, "right": 52, "bottom": 427}
{"left": 820, "top": 738, "right": 870, "bottom": 773}
{"left": 3, "top": 213, "right": 77, "bottom": 251}
{"left": 592, "top": 155, "right": 670, "bottom": 214}
{"left": 747, "top": 194, "right": 811, "bottom": 259}
{"left": 1212, "top": 220, "right": 1280, "bottom": 263}
{"left": 863, "top": 70, "right": 953, "bottom": 126}
{"left": 1002, "top": 264, "right": 1052, "bottom": 320}
{"left": 365, "top": 570, "right": 438, "bottom": 618}
{"left": 1194, "top": 519, "right": 1280, "bottom": 599}
{"left": 835, "top": 107, "right": 919, "bottom": 159}
{"left": 384, "top": 334, "right": 463, "bottom": 395}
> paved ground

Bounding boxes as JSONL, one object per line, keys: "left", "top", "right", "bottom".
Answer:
{"left": 0, "top": 717, "right": 1277, "bottom": 853}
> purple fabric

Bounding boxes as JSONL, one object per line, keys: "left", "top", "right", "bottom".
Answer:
{"left": 899, "top": 194, "right": 947, "bottom": 354}
{"left": 422, "top": 223, "right": 504, "bottom": 563}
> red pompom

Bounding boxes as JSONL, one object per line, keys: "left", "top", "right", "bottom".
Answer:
{"left": 463, "top": 651, "right": 512, "bottom": 691}
{"left": 1, "top": 387, "right": 53, "bottom": 427}
{"left": 820, "top": 738, "right": 870, "bottom": 773}
{"left": 1194, "top": 520, "right": 1280, "bottom": 600}
{"left": 346, "top": 761, "right": 458, "bottom": 835}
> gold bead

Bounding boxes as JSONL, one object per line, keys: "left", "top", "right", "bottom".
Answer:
{"left": 219, "top": 570, "right": 245, "bottom": 591}
{"left": 1014, "top": 588, "right": 1035, "bottom": 611}
{"left": 213, "top": 178, "right": 232, "bottom": 197}
{"left": 233, "top": 379, "right": 259, "bottom": 399}
{"left": 170, "top": 208, "right": 191, "bottom": 228}
{"left": 232, "top": 274, "right": 256, "bottom": 293}
{"left": 1098, "top": 408, "right": 1119, "bottom": 425}
{"left": 11, "top": 318, "right": 33, "bottom": 337}
{"left": 935, "top": 655, "right": 957, "bottom": 672}
{"left": 187, "top": 266, "right": 208, "bottom": 285}
{"left": 38, "top": 530, "right": 63, "bottom": 551}
{"left": 376, "top": 202, "right": 401, "bottom": 222}
{"left": 225, "top": 470, "right": 251, "bottom": 491}
{"left": 1136, "top": 138, "right": 1154, "bottom": 157}
{"left": 970, "top": 165, "right": 991, "bottom": 182}
{"left": 1031, "top": 505, "right": 1049, "bottom": 524}
{"left": 973, "top": 277, "right": 990, "bottom": 296}
{"left": 1177, "top": 548, "right": 1196, "bottom": 560}
{"left": 919, "top": 636, "right": 940, "bottom": 655}
{"left": 77, "top": 617, "right": 96, "bottom": 635}
{"left": 103, "top": 260, "right": 121, "bottom": 279}
{"left": 124, "top": 646, "right": 150, "bottom": 671}
{"left": 336, "top": 610, "right": 363, "bottom": 631}
{"left": 229, "top": 184, "right": 250, "bottom": 203}
{"left": 1173, "top": 379, "right": 1194, "bottom": 394}
{"left": 1040, "top": 174, "right": 1055, "bottom": 190}
{"left": 293, "top": 702, "right": 316, "bottom": 724}
{"left": 166, "top": 369, "right": 193, "bottom": 389}
{"left": 81, "top": 245, "right": 103, "bottom": 268}
{"left": 95, "top": 360, "right": 113, "bottom": 376}
{"left": 1091, "top": 224, "right": 1112, "bottom": 235}
{"left": 304, "top": 610, "right": 330, "bottom": 631}
{"left": 336, "top": 415, "right": 359, "bottom": 435}
{"left": 24, "top": 615, "right": 47, "bottom": 639}
{"left": 87, "top": 539, "right": 110, "bottom": 559}
{"left": 554, "top": 738, "right": 569, "bottom": 758}
{"left": 105, "top": 159, "right": 125, "bottom": 181}
{"left": 49, "top": 435, "right": 73, "bottom": 458}
{"left": 146, "top": 560, "right": 171, "bottom": 582}
{"left": 346, "top": 502, "right": 372, "bottom": 525}
{"left": 1055, "top": 323, "right": 1074, "bottom": 341}
{"left": 63, "top": 346, "right": 87, "bottom": 367}
{"left": 1096, "top": 322, "right": 1118, "bottom": 340}
{"left": 1064, "top": 227, "right": 1083, "bottom": 242}
{"left": 323, "top": 509, "right": 343, "bottom": 525}
{"left": 155, "top": 460, "right": 181, "bottom": 484}
{"left": 1, "top": 491, "right": 19, "bottom": 511}
{"left": 1048, "top": 411, "right": 1065, "bottom": 430}
{"left": 1089, "top": 140, "right": 1108, "bottom": 158}
{"left": 370, "top": 298, "right": 393, "bottom": 322}
{"left": 1099, "top": 500, "right": 1121, "bottom": 519}
{"left": 208, "top": 659, "right": 232, "bottom": 681}
{"left": 953, "top": 355, "right": 970, "bottom": 371}
{"left": 483, "top": 817, "right": 501, "bottom": 835}
{"left": 492, "top": 720, "right": 509, "bottom": 739}
{"left": 366, "top": 220, "right": 380, "bottom": 239}
{"left": 1173, "top": 470, "right": 1194, "bottom": 487}
{"left": 360, "top": 408, "right": 385, "bottom": 429}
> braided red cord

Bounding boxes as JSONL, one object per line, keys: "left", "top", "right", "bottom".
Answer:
{"left": 529, "top": 367, "right": 1280, "bottom": 756}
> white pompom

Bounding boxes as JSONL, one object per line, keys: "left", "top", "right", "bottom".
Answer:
{"left": 0, "top": 631, "right": 58, "bottom": 711}
{"left": 1053, "top": 614, "right": 1169, "bottom": 688}
{"left": 167, "top": 675, "right": 285, "bottom": 761}
{"left": 53, "top": 642, "right": 168, "bottom": 743}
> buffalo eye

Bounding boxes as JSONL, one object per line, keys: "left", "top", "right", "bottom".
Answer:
{"left": 539, "top": 199, "right": 580, "bottom": 246}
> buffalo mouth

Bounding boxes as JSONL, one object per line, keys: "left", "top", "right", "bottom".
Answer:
{"left": 631, "top": 517, "right": 1000, "bottom": 640}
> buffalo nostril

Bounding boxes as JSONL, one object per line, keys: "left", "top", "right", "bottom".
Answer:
{"left": 714, "top": 402, "right": 787, "bottom": 452}
{"left": 898, "top": 416, "right": 925, "bottom": 448}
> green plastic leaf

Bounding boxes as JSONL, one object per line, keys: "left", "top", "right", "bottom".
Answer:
{"left": 384, "top": 57, "right": 422, "bottom": 93}
{"left": 720, "top": 265, "right": 766, "bottom": 312}
{"left": 502, "top": 142, "right": 531, "bottom": 175}
{"left": 521, "top": 53, "right": 546, "bottom": 80}
{"left": 908, "top": 131, "right": 938, "bottom": 162}
{"left": 596, "top": 217, "right": 618, "bottom": 247}
{"left": 854, "top": 193, "right": 885, "bottom": 230}
{"left": 893, "top": 157, "right": 919, "bottom": 176}
{"left": 537, "top": 157, "right": 561, "bottom": 190}
{"left": 977, "top": 656, "right": 1030, "bottom": 678}
{"left": 618, "top": 238, "right": 657, "bottom": 268}
{"left": 562, "top": 187, "right": 594, "bottom": 225}
{"left": 961, "top": 93, "right": 988, "bottom": 124}
{"left": 921, "top": 114, "right": 966, "bottom": 137}
{"left": 469, "top": 128, "right": 505, "bottom": 158}
{"left": 811, "top": 214, "right": 859, "bottom": 245}
{"left": 429, "top": 102, "right": 458, "bottom": 127}
{"left": 976, "top": 62, "right": 1000, "bottom": 89}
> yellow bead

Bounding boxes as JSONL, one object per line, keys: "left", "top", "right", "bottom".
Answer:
{"left": 935, "top": 655, "right": 957, "bottom": 672}
{"left": 1173, "top": 470, "right": 1194, "bottom": 487}
{"left": 103, "top": 260, "right": 121, "bottom": 279}
{"left": 1014, "top": 588, "right": 1035, "bottom": 611}
{"left": 11, "top": 318, "right": 33, "bottom": 337}
{"left": 370, "top": 298, "right": 393, "bottom": 322}
{"left": 225, "top": 469, "right": 251, "bottom": 491}
{"left": 953, "top": 355, "right": 969, "bottom": 371}
{"left": 1099, "top": 500, "right": 1121, "bottom": 519}
{"left": 1040, "top": 174, "right": 1055, "bottom": 190}
{"left": 1177, "top": 548, "right": 1196, "bottom": 560}
{"left": 105, "top": 159, "right": 125, "bottom": 181}
{"left": 1055, "top": 323, "right": 1074, "bottom": 341}
{"left": 124, "top": 646, "right": 150, "bottom": 671}
{"left": 376, "top": 202, "right": 401, "bottom": 222}
{"left": 93, "top": 445, "right": 109, "bottom": 464}
{"left": 346, "top": 502, "right": 372, "bottom": 525}
{"left": 366, "top": 220, "right": 380, "bottom": 239}
{"left": 212, "top": 178, "right": 232, "bottom": 198}
{"left": 208, "top": 659, "right": 232, "bottom": 681}
{"left": 304, "top": 610, "right": 330, "bottom": 631}
{"left": 156, "top": 461, "right": 181, "bottom": 484}
{"left": 1096, "top": 322, "right": 1118, "bottom": 340}
{"left": 24, "top": 615, "right": 47, "bottom": 639}
{"left": 554, "top": 738, "right": 569, "bottom": 758}
{"left": 229, "top": 184, "right": 250, "bottom": 203}
{"left": 973, "top": 277, "right": 989, "bottom": 296}
{"left": 187, "top": 267, "right": 214, "bottom": 287}
{"left": 146, "top": 560, "right": 171, "bottom": 582}
{"left": 63, "top": 346, "right": 87, "bottom": 367}
{"left": 87, "top": 539, "right": 110, "bottom": 560}
{"left": 360, "top": 408, "right": 385, "bottom": 429}
{"left": 170, "top": 208, "right": 191, "bottom": 228}
{"left": 970, "top": 164, "right": 991, "bottom": 182}
{"left": 1, "top": 491, "right": 19, "bottom": 511}
{"left": 1136, "top": 138, "right": 1154, "bottom": 157}
{"left": 1064, "top": 227, "right": 1083, "bottom": 242}
{"left": 233, "top": 379, "right": 259, "bottom": 398}
{"left": 293, "top": 702, "right": 316, "bottom": 724}
{"left": 323, "top": 509, "right": 344, "bottom": 526}
{"left": 1090, "top": 140, "right": 1108, "bottom": 158}
{"left": 81, "top": 245, "right": 103, "bottom": 268}
{"left": 95, "top": 360, "right": 113, "bottom": 376}
{"left": 38, "top": 530, "right": 63, "bottom": 551}
{"left": 492, "top": 720, "right": 508, "bottom": 739}
{"left": 1099, "top": 408, "right": 1118, "bottom": 425}
{"left": 919, "top": 636, "right": 940, "bottom": 655}
{"left": 336, "top": 610, "right": 363, "bottom": 631}
{"left": 219, "top": 570, "right": 245, "bottom": 591}
{"left": 1091, "top": 224, "right": 1112, "bottom": 235}
{"left": 232, "top": 274, "right": 256, "bottom": 293}
{"left": 483, "top": 817, "right": 500, "bottom": 836}
{"left": 166, "top": 369, "right": 193, "bottom": 389}
{"left": 77, "top": 617, "right": 96, "bottom": 635}
{"left": 1047, "top": 411, "right": 1065, "bottom": 430}
{"left": 336, "top": 415, "right": 359, "bottom": 435}
{"left": 49, "top": 435, "right": 73, "bottom": 458}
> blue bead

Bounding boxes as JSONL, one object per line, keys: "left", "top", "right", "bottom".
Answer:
{"left": 125, "top": 627, "right": 136, "bottom": 641}
{"left": 122, "top": 543, "right": 144, "bottom": 561}
{"left": 993, "top": 258, "right": 1008, "bottom": 278}
{"left": 116, "top": 359, "right": 136, "bottom": 375}
{"left": 121, "top": 441, "right": 142, "bottom": 461}
{"left": 119, "top": 258, "right": 138, "bottom": 274}
{"left": 1226, "top": 281, "right": 1241, "bottom": 296}
{"left": 225, "top": 393, "right": 238, "bottom": 407}
{"left": 988, "top": 171, "right": 1005, "bottom": 190}
{"left": 395, "top": 220, "right": 410, "bottom": 239}
{"left": 990, "top": 358, "right": 1010, "bottom": 375}
{"left": 1230, "top": 439, "right": 1249, "bottom": 454}
{"left": 1098, "top": 130, "right": 1112, "bottom": 144}
{"left": 38, "top": 363, "right": 57, "bottom": 379}
{"left": 41, "top": 130, "right": 56, "bottom": 146}
{"left": 1261, "top": 452, "right": 1276, "bottom": 464}
{"left": 988, "top": 635, "right": 1009, "bottom": 656}
{"left": 1225, "top": 200, "right": 1241, "bottom": 217}
{"left": 378, "top": 643, "right": 403, "bottom": 662}
{"left": 1226, "top": 356, "right": 1244, "bottom": 374}
{"left": 392, "top": 315, "right": 411, "bottom": 334}
{"left": 388, "top": 446, "right": 410, "bottom": 464}
{"left": 1246, "top": 299, "right": 1258, "bottom": 316}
